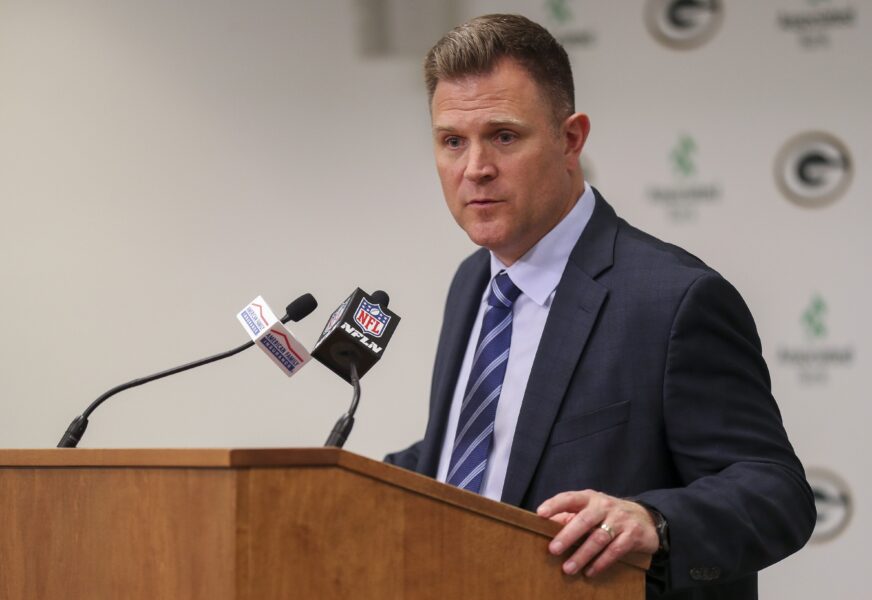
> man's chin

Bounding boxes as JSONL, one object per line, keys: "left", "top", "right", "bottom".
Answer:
{"left": 463, "top": 230, "right": 518, "bottom": 264}
{"left": 464, "top": 228, "right": 506, "bottom": 252}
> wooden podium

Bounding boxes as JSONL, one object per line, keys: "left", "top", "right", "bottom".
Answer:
{"left": 0, "top": 448, "right": 647, "bottom": 599}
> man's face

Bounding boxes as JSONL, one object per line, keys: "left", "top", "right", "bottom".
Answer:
{"left": 431, "top": 58, "right": 587, "bottom": 265}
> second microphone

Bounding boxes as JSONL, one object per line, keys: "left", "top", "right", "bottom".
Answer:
{"left": 311, "top": 288, "right": 400, "bottom": 384}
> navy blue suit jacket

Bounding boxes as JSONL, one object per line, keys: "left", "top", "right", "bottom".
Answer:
{"left": 386, "top": 191, "right": 815, "bottom": 598}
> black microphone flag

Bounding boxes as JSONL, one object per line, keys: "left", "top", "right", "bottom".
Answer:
{"left": 311, "top": 288, "right": 400, "bottom": 383}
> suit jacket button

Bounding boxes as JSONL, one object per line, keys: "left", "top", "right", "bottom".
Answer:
{"left": 690, "top": 567, "right": 721, "bottom": 581}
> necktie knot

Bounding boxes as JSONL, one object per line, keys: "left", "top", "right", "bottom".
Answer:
{"left": 488, "top": 271, "right": 522, "bottom": 309}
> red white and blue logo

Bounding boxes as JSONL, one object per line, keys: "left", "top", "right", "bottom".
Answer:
{"left": 354, "top": 298, "right": 390, "bottom": 338}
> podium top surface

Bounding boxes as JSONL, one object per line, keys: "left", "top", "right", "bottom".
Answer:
{"left": 0, "top": 447, "right": 348, "bottom": 468}
{"left": 0, "top": 447, "right": 650, "bottom": 571}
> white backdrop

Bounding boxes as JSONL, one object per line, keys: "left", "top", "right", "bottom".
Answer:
{"left": 1, "top": 1, "right": 868, "bottom": 597}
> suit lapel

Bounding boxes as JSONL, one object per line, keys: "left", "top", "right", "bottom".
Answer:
{"left": 501, "top": 191, "right": 618, "bottom": 506}
{"left": 417, "top": 250, "right": 490, "bottom": 477}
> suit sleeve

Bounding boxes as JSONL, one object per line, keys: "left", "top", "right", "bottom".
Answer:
{"left": 634, "top": 273, "right": 816, "bottom": 591}
{"left": 384, "top": 440, "right": 423, "bottom": 471}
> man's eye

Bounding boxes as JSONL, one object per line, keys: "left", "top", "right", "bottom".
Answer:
{"left": 445, "top": 136, "right": 463, "bottom": 149}
{"left": 496, "top": 131, "right": 517, "bottom": 144}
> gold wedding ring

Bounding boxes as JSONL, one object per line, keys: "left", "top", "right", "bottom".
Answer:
{"left": 599, "top": 523, "right": 615, "bottom": 541}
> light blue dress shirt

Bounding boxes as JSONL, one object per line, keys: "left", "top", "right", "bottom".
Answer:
{"left": 436, "top": 184, "right": 596, "bottom": 501}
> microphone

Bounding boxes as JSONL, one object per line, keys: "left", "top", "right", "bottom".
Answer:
{"left": 237, "top": 295, "right": 313, "bottom": 377}
{"left": 311, "top": 289, "right": 400, "bottom": 448}
{"left": 57, "top": 293, "right": 318, "bottom": 448}
{"left": 311, "top": 289, "right": 399, "bottom": 384}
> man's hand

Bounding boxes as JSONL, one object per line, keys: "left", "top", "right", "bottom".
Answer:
{"left": 536, "top": 490, "right": 659, "bottom": 577}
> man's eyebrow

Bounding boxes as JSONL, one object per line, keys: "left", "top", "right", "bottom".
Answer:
{"left": 432, "top": 118, "right": 527, "bottom": 134}
{"left": 486, "top": 118, "right": 526, "bottom": 128}
{"left": 432, "top": 124, "right": 457, "bottom": 134}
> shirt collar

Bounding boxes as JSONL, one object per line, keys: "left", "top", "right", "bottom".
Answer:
{"left": 489, "top": 183, "right": 596, "bottom": 307}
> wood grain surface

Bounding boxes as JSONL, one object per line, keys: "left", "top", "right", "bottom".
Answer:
{"left": 0, "top": 466, "right": 237, "bottom": 599}
{"left": 0, "top": 449, "right": 646, "bottom": 599}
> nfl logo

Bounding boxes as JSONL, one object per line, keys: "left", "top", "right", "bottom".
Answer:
{"left": 354, "top": 298, "right": 390, "bottom": 338}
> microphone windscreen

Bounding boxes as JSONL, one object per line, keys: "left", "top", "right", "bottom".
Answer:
{"left": 285, "top": 293, "right": 318, "bottom": 322}
{"left": 370, "top": 290, "right": 390, "bottom": 308}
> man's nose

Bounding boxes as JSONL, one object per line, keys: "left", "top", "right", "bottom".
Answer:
{"left": 464, "top": 143, "right": 497, "bottom": 183}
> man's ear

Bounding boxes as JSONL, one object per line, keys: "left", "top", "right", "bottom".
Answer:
{"left": 563, "top": 112, "right": 591, "bottom": 160}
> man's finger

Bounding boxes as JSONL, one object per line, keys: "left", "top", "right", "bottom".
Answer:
{"left": 583, "top": 529, "right": 631, "bottom": 577}
{"left": 548, "top": 511, "right": 576, "bottom": 526}
{"left": 560, "top": 521, "right": 618, "bottom": 575}
{"left": 536, "top": 489, "right": 593, "bottom": 517}
{"left": 548, "top": 505, "right": 606, "bottom": 556}
{"left": 584, "top": 533, "right": 633, "bottom": 577}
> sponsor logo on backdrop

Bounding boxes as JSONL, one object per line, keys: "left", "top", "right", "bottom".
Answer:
{"left": 646, "top": 134, "right": 721, "bottom": 221}
{"left": 807, "top": 467, "right": 853, "bottom": 543}
{"left": 544, "top": 0, "right": 597, "bottom": 48}
{"left": 777, "top": 0, "right": 857, "bottom": 49}
{"left": 777, "top": 293, "right": 854, "bottom": 384}
{"left": 775, "top": 131, "right": 853, "bottom": 208}
{"left": 644, "top": 0, "right": 723, "bottom": 49}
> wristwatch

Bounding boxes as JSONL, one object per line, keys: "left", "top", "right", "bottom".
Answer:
{"left": 640, "top": 503, "right": 670, "bottom": 555}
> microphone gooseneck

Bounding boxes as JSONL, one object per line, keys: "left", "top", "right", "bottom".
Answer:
{"left": 324, "top": 362, "right": 360, "bottom": 448}
{"left": 57, "top": 293, "right": 318, "bottom": 448}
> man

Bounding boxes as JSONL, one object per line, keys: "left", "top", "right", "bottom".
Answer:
{"left": 386, "top": 14, "right": 814, "bottom": 599}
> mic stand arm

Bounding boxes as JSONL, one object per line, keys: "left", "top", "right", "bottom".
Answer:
{"left": 57, "top": 313, "right": 296, "bottom": 448}
{"left": 324, "top": 363, "right": 360, "bottom": 448}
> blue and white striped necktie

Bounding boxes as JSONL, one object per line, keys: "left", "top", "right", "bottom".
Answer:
{"left": 446, "top": 271, "right": 522, "bottom": 493}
